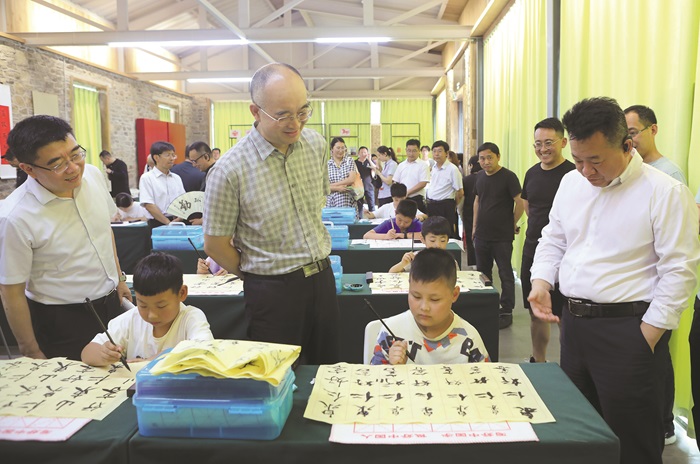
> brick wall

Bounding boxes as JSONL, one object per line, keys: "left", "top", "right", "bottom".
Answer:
{"left": 0, "top": 36, "right": 210, "bottom": 199}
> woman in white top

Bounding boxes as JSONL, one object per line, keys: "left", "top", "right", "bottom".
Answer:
{"left": 373, "top": 145, "right": 398, "bottom": 207}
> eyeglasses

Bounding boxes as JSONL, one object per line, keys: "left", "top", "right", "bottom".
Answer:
{"left": 253, "top": 101, "right": 313, "bottom": 124}
{"left": 628, "top": 125, "right": 651, "bottom": 138}
{"left": 533, "top": 139, "right": 561, "bottom": 151}
{"left": 191, "top": 153, "right": 210, "bottom": 163}
{"left": 27, "top": 146, "right": 87, "bottom": 174}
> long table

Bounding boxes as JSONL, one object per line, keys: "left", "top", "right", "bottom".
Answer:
{"left": 0, "top": 274, "right": 497, "bottom": 362}
{"left": 182, "top": 274, "right": 498, "bottom": 362}
{"left": 0, "top": 401, "right": 137, "bottom": 464}
{"left": 128, "top": 363, "right": 619, "bottom": 464}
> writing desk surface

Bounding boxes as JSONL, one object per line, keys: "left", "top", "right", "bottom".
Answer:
{"left": 128, "top": 363, "right": 618, "bottom": 464}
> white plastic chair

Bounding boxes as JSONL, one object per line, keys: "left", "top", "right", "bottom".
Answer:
{"left": 363, "top": 320, "right": 383, "bottom": 364}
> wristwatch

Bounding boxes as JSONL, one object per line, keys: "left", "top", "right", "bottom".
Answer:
{"left": 119, "top": 271, "right": 127, "bottom": 282}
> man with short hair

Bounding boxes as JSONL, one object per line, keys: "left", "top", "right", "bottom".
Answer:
{"left": 530, "top": 97, "right": 700, "bottom": 464}
{"left": 355, "top": 146, "right": 375, "bottom": 214}
{"left": 139, "top": 141, "right": 186, "bottom": 227}
{"left": 203, "top": 63, "right": 340, "bottom": 365}
{"left": 421, "top": 145, "right": 436, "bottom": 170}
{"left": 472, "top": 142, "right": 523, "bottom": 330}
{"left": 99, "top": 150, "right": 130, "bottom": 197}
{"left": 189, "top": 141, "right": 216, "bottom": 191}
{"left": 211, "top": 148, "right": 221, "bottom": 160}
{"left": 392, "top": 139, "right": 430, "bottom": 213}
{"left": 520, "top": 118, "right": 575, "bottom": 362}
{"left": 171, "top": 148, "right": 206, "bottom": 192}
{"left": 624, "top": 105, "right": 686, "bottom": 184}
{"left": 0, "top": 115, "right": 131, "bottom": 360}
{"left": 426, "top": 140, "right": 463, "bottom": 238}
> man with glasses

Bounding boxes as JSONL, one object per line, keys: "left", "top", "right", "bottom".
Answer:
{"left": 203, "top": 63, "right": 340, "bottom": 365}
{"left": 624, "top": 105, "right": 686, "bottom": 184}
{"left": 139, "top": 141, "right": 186, "bottom": 227}
{"left": 392, "top": 139, "right": 430, "bottom": 213}
{"left": 529, "top": 97, "right": 699, "bottom": 464}
{"left": 189, "top": 141, "right": 216, "bottom": 192}
{"left": 0, "top": 115, "right": 132, "bottom": 360}
{"left": 171, "top": 145, "right": 206, "bottom": 192}
{"left": 625, "top": 104, "right": 687, "bottom": 446}
{"left": 520, "top": 118, "right": 575, "bottom": 362}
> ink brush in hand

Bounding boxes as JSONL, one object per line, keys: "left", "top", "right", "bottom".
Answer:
{"left": 84, "top": 297, "right": 131, "bottom": 371}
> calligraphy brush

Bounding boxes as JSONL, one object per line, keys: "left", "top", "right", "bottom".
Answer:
{"left": 363, "top": 298, "right": 415, "bottom": 362}
{"left": 84, "top": 298, "right": 131, "bottom": 372}
{"left": 188, "top": 237, "right": 213, "bottom": 275}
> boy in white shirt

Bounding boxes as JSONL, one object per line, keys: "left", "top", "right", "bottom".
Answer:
{"left": 81, "top": 252, "right": 213, "bottom": 366}
{"left": 113, "top": 193, "right": 148, "bottom": 222}
{"left": 371, "top": 248, "right": 489, "bottom": 365}
{"left": 389, "top": 216, "right": 451, "bottom": 273}
{"left": 365, "top": 183, "right": 427, "bottom": 221}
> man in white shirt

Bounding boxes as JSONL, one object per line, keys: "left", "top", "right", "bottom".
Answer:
{"left": 426, "top": 140, "right": 463, "bottom": 238}
{"left": 625, "top": 104, "right": 686, "bottom": 445}
{"left": 529, "top": 97, "right": 700, "bottom": 464}
{"left": 0, "top": 115, "right": 132, "bottom": 360}
{"left": 138, "top": 141, "right": 186, "bottom": 227}
{"left": 392, "top": 139, "right": 430, "bottom": 213}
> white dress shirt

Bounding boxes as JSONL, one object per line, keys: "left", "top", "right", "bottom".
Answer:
{"left": 531, "top": 151, "right": 700, "bottom": 330}
{"left": 0, "top": 164, "right": 119, "bottom": 303}
{"left": 426, "top": 160, "right": 463, "bottom": 200}
{"left": 138, "top": 168, "right": 186, "bottom": 218}
{"left": 392, "top": 159, "right": 430, "bottom": 197}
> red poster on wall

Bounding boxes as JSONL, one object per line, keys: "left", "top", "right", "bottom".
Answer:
{"left": 0, "top": 105, "right": 10, "bottom": 163}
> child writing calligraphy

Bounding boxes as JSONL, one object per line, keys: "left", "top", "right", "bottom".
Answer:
{"left": 388, "top": 216, "right": 452, "bottom": 273}
{"left": 371, "top": 248, "right": 489, "bottom": 365}
{"left": 363, "top": 199, "right": 422, "bottom": 240}
{"left": 81, "top": 252, "right": 213, "bottom": 366}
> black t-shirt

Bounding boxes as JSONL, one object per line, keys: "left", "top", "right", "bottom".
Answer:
{"left": 355, "top": 158, "right": 372, "bottom": 180}
{"left": 106, "top": 158, "right": 130, "bottom": 197}
{"left": 461, "top": 173, "right": 479, "bottom": 220}
{"left": 521, "top": 160, "right": 575, "bottom": 244}
{"left": 474, "top": 167, "right": 521, "bottom": 241}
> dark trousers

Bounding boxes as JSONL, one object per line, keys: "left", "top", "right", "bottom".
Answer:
{"left": 521, "top": 241, "right": 564, "bottom": 316}
{"left": 27, "top": 291, "right": 122, "bottom": 361}
{"left": 462, "top": 216, "right": 475, "bottom": 266}
{"left": 690, "top": 297, "right": 700, "bottom": 432}
{"left": 474, "top": 238, "right": 515, "bottom": 312}
{"left": 561, "top": 306, "right": 666, "bottom": 464}
{"left": 427, "top": 198, "right": 459, "bottom": 239}
{"left": 243, "top": 265, "right": 340, "bottom": 365}
{"left": 408, "top": 195, "right": 426, "bottom": 215}
{"left": 377, "top": 197, "right": 392, "bottom": 207}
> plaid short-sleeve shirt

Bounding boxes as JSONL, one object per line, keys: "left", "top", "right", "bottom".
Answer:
{"left": 204, "top": 125, "right": 331, "bottom": 275}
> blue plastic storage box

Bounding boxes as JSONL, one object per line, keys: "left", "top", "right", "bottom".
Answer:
{"left": 322, "top": 207, "right": 356, "bottom": 225}
{"left": 326, "top": 225, "right": 349, "bottom": 250}
{"left": 151, "top": 224, "right": 204, "bottom": 250}
{"left": 133, "top": 356, "right": 295, "bottom": 440}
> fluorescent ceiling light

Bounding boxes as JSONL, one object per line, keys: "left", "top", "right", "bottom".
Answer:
{"left": 187, "top": 77, "right": 252, "bottom": 83}
{"left": 315, "top": 37, "right": 390, "bottom": 44}
{"left": 108, "top": 39, "right": 248, "bottom": 47}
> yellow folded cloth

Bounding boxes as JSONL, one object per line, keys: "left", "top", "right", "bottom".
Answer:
{"left": 150, "top": 339, "right": 301, "bottom": 385}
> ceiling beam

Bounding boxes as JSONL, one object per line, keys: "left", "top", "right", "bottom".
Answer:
{"left": 381, "top": 76, "right": 415, "bottom": 91}
{"left": 383, "top": 40, "right": 446, "bottom": 67}
{"left": 116, "top": 0, "right": 128, "bottom": 31}
{"left": 30, "top": 0, "right": 114, "bottom": 31}
{"left": 198, "top": 90, "right": 432, "bottom": 100}
{"left": 196, "top": 0, "right": 275, "bottom": 63}
{"left": 252, "top": 0, "right": 305, "bottom": 28}
{"left": 129, "top": 0, "right": 197, "bottom": 31}
{"left": 14, "top": 26, "right": 471, "bottom": 45}
{"left": 131, "top": 67, "right": 444, "bottom": 81}
{"left": 437, "top": 0, "right": 448, "bottom": 20}
{"left": 314, "top": 56, "right": 371, "bottom": 92}
{"left": 382, "top": 0, "right": 445, "bottom": 25}
{"left": 296, "top": 0, "right": 454, "bottom": 26}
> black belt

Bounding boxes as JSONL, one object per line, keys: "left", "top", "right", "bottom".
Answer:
{"left": 247, "top": 258, "right": 331, "bottom": 280}
{"left": 426, "top": 198, "right": 455, "bottom": 204}
{"left": 566, "top": 297, "right": 649, "bottom": 318}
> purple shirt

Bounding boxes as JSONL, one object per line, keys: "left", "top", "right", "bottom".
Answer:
{"left": 372, "top": 218, "right": 422, "bottom": 234}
